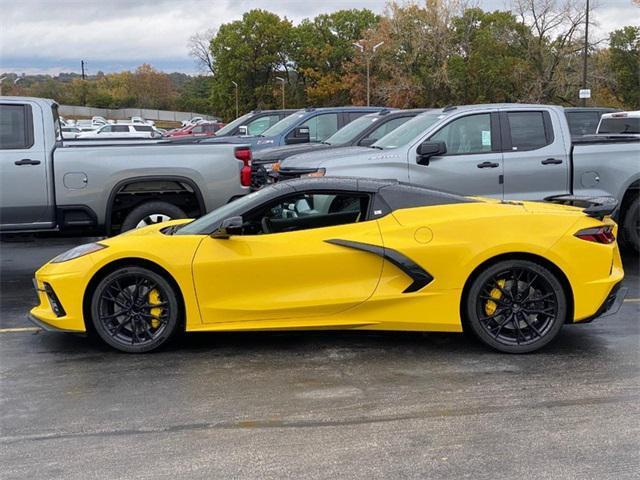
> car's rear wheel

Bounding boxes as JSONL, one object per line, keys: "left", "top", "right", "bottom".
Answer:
{"left": 621, "top": 195, "right": 639, "bottom": 253}
{"left": 465, "top": 260, "right": 567, "bottom": 353}
{"left": 90, "top": 266, "right": 180, "bottom": 353}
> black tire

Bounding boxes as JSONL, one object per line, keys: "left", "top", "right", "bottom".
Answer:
{"left": 120, "top": 201, "right": 186, "bottom": 233}
{"left": 90, "top": 266, "right": 180, "bottom": 353}
{"left": 465, "top": 259, "right": 567, "bottom": 354}
{"left": 621, "top": 196, "right": 639, "bottom": 254}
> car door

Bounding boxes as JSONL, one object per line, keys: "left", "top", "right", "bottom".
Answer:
{"left": 407, "top": 112, "right": 504, "bottom": 198}
{"left": 501, "top": 109, "right": 569, "bottom": 200}
{"left": 0, "top": 102, "right": 53, "bottom": 229}
{"left": 191, "top": 190, "right": 383, "bottom": 325}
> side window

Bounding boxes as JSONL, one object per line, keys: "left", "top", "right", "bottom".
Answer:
{"left": 241, "top": 192, "right": 369, "bottom": 235}
{"left": 301, "top": 114, "right": 339, "bottom": 142}
{"left": 506, "top": 111, "right": 552, "bottom": 151}
{"left": 0, "top": 104, "right": 33, "bottom": 149}
{"left": 247, "top": 115, "right": 280, "bottom": 135}
{"left": 112, "top": 125, "right": 130, "bottom": 133}
{"left": 133, "top": 125, "right": 152, "bottom": 132}
{"left": 191, "top": 125, "right": 204, "bottom": 134}
{"left": 429, "top": 114, "right": 494, "bottom": 155}
{"left": 347, "top": 112, "right": 368, "bottom": 123}
{"left": 99, "top": 125, "right": 112, "bottom": 133}
{"left": 360, "top": 117, "right": 411, "bottom": 144}
{"left": 566, "top": 111, "right": 599, "bottom": 136}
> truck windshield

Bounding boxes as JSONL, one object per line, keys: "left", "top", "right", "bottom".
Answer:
{"left": 215, "top": 112, "right": 253, "bottom": 136}
{"left": 598, "top": 117, "right": 640, "bottom": 134}
{"left": 373, "top": 113, "right": 443, "bottom": 149}
{"left": 324, "top": 115, "right": 379, "bottom": 145}
{"left": 261, "top": 111, "right": 306, "bottom": 137}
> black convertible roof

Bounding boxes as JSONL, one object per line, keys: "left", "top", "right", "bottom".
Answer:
{"left": 282, "top": 177, "right": 476, "bottom": 209}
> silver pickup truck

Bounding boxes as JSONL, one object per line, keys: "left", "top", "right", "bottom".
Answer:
{"left": 278, "top": 104, "right": 640, "bottom": 251}
{"left": 0, "top": 97, "right": 251, "bottom": 235}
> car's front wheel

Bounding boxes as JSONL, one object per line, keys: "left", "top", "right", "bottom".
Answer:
{"left": 465, "top": 259, "right": 567, "bottom": 353}
{"left": 90, "top": 266, "right": 180, "bottom": 353}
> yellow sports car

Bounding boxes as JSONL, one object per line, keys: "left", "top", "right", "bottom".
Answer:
{"left": 30, "top": 178, "right": 626, "bottom": 354}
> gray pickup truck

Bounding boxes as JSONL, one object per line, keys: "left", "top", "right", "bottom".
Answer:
{"left": 278, "top": 104, "right": 640, "bottom": 250}
{"left": 0, "top": 97, "right": 251, "bottom": 235}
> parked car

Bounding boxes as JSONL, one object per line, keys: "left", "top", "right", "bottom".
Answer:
{"left": 204, "top": 107, "right": 385, "bottom": 151}
{"left": 130, "top": 116, "right": 154, "bottom": 126}
{"left": 252, "top": 109, "right": 428, "bottom": 187}
{"left": 564, "top": 107, "right": 619, "bottom": 137}
{"left": 29, "top": 177, "right": 625, "bottom": 354}
{"left": 168, "top": 121, "right": 225, "bottom": 138}
{"left": 277, "top": 104, "right": 640, "bottom": 251}
{"left": 77, "top": 123, "right": 162, "bottom": 139}
{"left": 596, "top": 111, "right": 640, "bottom": 136}
{"left": 0, "top": 96, "right": 253, "bottom": 235}
{"left": 61, "top": 126, "right": 82, "bottom": 139}
{"left": 213, "top": 109, "right": 297, "bottom": 137}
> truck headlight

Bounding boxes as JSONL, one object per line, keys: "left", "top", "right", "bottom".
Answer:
{"left": 51, "top": 242, "right": 108, "bottom": 263}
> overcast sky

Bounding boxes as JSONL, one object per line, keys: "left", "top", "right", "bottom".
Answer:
{"left": 0, "top": 0, "right": 637, "bottom": 75}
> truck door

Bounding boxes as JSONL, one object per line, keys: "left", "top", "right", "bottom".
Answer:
{"left": 407, "top": 112, "right": 504, "bottom": 198}
{"left": 501, "top": 110, "right": 570, "bottom": 200}
{"left": 0, "top": 102, "right": 54, "bottom": 230}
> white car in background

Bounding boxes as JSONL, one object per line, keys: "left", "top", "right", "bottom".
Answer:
{"left": 77, "top": 123, "right": 162, "bottom": 139}
{"left": 130, "top": 116, "right": 155, "bottom": 126}
{"left": 596, "top": 111, "right": 640, "bottom": 136}
{"left": 61, "top": 126, "right": 82, "bottom": 139}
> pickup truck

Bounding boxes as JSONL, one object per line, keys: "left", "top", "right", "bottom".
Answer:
{"left": 251, "top": 109, "right": 427, "bottom": 187}
{"left": 0, "top": 97, "right": 252, "bottom": 235}
{"left": 203, "top": 106, "right": 384, "bottom": 151}
{"left": 278, "top": 104, "right": 640, "bottom": 251}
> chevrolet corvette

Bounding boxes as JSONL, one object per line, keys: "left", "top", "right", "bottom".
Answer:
{"left": 30, "top": 178, "right": 626, "bottom": 353}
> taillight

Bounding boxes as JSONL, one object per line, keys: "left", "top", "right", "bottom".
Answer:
{"left": 575, "top": 225, "right": 615, "bottom": 244}
{"left": 235, "top": 147, "right": 252, "bottom": 187}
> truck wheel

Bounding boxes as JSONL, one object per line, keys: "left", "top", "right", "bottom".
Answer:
{"left": 621, "top": 196, "right": 639, "bottom": 253}
{"left": 121, "top": 201, "right": 186, "bottom": 233}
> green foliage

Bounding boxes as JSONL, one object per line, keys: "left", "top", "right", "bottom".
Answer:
{"left": 609, "top": 26, "right": 640, "bottom": 108}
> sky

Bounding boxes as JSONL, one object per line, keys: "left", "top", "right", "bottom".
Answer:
{"left": 0, "top": 0, "right": 637, "bottom": 76}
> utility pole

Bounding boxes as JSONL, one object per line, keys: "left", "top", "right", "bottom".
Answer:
{"left": 353, "top": 41, "right": 384, "bottom": 106}
{"left": 231, "top": 81, "right": 238, "bottom": 118}
{"left": 81, "top": 60, "right": 86, "bottom": 80}
{"left": 581, "top": 0, "right": 590, "bottom": 107}
{"left": 276, "top": 77, "right": 286, "bottom": 110}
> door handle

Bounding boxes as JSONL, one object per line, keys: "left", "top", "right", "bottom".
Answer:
{"left": 541, "top": 158, "right": 563, "bottom": 165}
{"left": 14, "top": 158, "right": 41, "bottom": 166}
{"left": 477, "top": 161, "right": 499, "bottom": 169}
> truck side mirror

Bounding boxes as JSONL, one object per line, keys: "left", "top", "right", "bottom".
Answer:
{"left": 211, "top": 216, "right": 243, "bottom": 239}
{"left": 238, "top": 125, "right": 249, "bottom": 135}
{"left": 417, "top": 141, "right": 447, "bottom": 165}
{"left": 286, "top": 126, "right": 310, "bottom": 145}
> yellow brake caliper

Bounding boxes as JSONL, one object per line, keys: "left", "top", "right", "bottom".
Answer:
{"left": 485, "top": 279, "right": 506, "bottom": 316}
{"left": 148, "top": 289, "right": 163, "bottom": 328}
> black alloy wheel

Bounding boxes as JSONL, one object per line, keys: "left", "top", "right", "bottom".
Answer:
{"left": 466, "top": 260, "right": 567, "bottom": 353}
{"left": 90, "top": 267, "right": 180, "bottom": 353}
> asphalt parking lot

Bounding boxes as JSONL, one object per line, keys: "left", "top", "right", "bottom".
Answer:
{"left": 1, "top": 236, "right": 638, "bottom": 480}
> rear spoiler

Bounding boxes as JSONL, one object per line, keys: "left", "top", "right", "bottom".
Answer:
{"left": 544, "top": 195, "right": 618, "bottom": 220}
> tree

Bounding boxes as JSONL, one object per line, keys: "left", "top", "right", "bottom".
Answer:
{"left": 608, "top": 26, "right": 640, "bottom": 108}
{"left": 209, "top": 10, "right": 293, "bottom": 120}
{"left": 189, "top": 29, "right": 216, "bottom": 75}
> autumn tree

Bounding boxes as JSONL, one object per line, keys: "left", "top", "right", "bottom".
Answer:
{"left": 608, "top": 26, "right": 640, "bottom": 108}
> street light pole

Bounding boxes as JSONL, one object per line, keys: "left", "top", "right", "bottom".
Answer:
{"left": 276, "top": 77, "right": 286, "bottom": 110}
{"left": 231, "top": 81, "right": 238, "bottom": 118}
{"left": 353, "top": 41, "right": 384, "bottom": 106}
{"left": 581, "top": 0, "right": 590, "bottom": 107}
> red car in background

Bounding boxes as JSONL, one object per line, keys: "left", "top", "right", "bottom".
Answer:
{"left": 168, "top": 121, "right": 225, "bottom": 138}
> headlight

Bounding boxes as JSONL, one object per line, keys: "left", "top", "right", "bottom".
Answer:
{"left": 51, "top": 242, "right": 108, "bottom": 263}
{"left": 302, "top": 168, "right": 326, "bottom": 178}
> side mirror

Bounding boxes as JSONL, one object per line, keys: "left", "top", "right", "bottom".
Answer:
{"left": 286, "top": 126, "right": 310, "bottom": 145}
{"left": 238, "top": 125, "right": 248, "bottom": 135}
{"left": 211, "top": 216, "right": 243, "bottom": 239}
{"left": 358, "top": 137, "right": 377, "bottom": 147}
{"left": 416, "top": 141, "right": 446, "bottom": 165}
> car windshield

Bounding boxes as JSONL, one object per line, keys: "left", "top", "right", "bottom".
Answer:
{"left": 176, "top": 189, "right": 270, "bottom": 235}
{"left": 598, "top": 117, "right": 640, "bottom": 134}
{"left": 372, "top": 113, "right": 443, "bottom": 149}
{"left": 261, "top": 111, "right": 306, "bottom": 137}
{"left": 214, "top": 112, "right": 254, "bottom": 136}
{"left": 323, "top": 115, "right": 379, "bottom": 145}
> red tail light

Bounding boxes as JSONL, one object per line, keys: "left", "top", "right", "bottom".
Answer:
{"left": 575, "top": 225, "right": 615, "bottom": 244}
{"left": 235, "top": 147, "right": 252, "bottom": 187}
